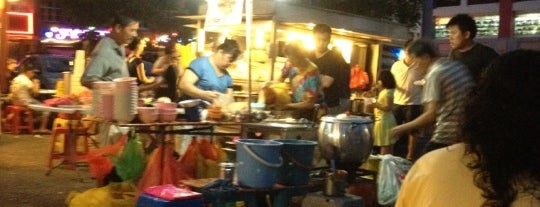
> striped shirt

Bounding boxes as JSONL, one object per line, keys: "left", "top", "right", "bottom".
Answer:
{"left": 423, "top": 58, "right": 474, "bottom": 144}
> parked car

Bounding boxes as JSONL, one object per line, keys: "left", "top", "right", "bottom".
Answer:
{"left": 17, "top": 54, "right": 74, "bottom": 90}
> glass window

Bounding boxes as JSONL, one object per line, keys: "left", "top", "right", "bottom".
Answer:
{"left": 514, "top": 13, "right": 540, "bottom": 36}
{"left": 434, "top": 15, "right": 499, "bottom": 38}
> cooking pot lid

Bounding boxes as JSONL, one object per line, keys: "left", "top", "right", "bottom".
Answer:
{"left": 320, "top": 114, "right": 372, "bottom": 124}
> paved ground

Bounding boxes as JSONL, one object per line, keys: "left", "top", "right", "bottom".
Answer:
{"left": 0, "top": 133, "right": 96, "bottom": 207}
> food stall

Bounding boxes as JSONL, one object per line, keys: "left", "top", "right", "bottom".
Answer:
{"left": 177, "top": 0, "right": 410, "bottom": 97}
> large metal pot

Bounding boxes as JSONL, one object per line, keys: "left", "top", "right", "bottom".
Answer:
{"left": 318, "top": 114, "right": 373, "bottom": 165}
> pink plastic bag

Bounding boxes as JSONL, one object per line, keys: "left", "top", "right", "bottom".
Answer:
{"left": 143, "top": 184, "right": 202, "bottom": 201}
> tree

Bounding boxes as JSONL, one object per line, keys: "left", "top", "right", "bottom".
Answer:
{"left": 57, "top": 0, "right": 192, "bottom": 32}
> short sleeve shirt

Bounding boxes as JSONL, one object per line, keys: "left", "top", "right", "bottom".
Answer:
{"left": 188, "top": 56, "right": 232, "bottom": 93}
{"left": 288, "top": 62, "right": 321, "bottom": 104}
{"left": 81, "top": 37, "right": 129, "bottom": 86}
{"left": 9, "top": 74, "right": 39, "bottom": 106}
{"left": 309, "top": 50, "right": 350, "bottom": 107}
{"left": 423, "top": 58, "right": 474, "bottom": 144}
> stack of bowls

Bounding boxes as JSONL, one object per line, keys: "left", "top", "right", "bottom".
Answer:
{"left": 113, "top": 77, "right": 138, "bottom": 123}
{"left": 92, "top": 81, "right": 115, "bottom": 121}
{"left": 137, "top": 107, "right": 159, "bottom": 123}
{"left": 156, "top": 102, "right": 178, "bottom": 122}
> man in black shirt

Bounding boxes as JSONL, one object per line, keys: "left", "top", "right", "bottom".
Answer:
{"left": 309, "top": 24, "right": 351, "bottom": 115}
{"left": 447, "top": 14, "right": 499, "bottom": 83}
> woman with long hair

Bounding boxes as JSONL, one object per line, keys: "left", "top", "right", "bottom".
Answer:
{"left": 396, "top": 50, "right": 540, "bottom": 207}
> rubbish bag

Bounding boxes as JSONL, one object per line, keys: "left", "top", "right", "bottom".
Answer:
{"left": 178, "top": 137, "right": 199, "bottom": 178}
{"left": 66, "top": 182, "right": 137, "bottom": 207}
{"left": 137, "top": 145, "right": 184, "bottom": 195}
{"left": 377, "top": 154, "right": 412, "bottom": 205}
{"left": 114, "top": 136, "right": 146, "bottom": 182}
{"left": 179, "top": 138, "right": 229, "bottom": 179}
{"left": 86, "top": 135, "right": 128, "bottom": 184}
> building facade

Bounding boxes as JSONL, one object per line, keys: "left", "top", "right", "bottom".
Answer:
{"left": 432, "top": 0, "right": 540, "bottom": 55}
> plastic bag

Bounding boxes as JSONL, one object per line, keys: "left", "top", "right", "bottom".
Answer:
{"left": 350, "top": 64, "right": 369, "bottom": 90}
{"left": 137, "top": 145, "right": 184, "bottom": 195}
{"left": 179, "top": 138, "right": 229, "bottom": 179}
{"left": 66, "top": 182, "right": 137, "bottom": 207}
{"left": 377, "top": 154, "right": 412, "bottom": 205}
{"left": 178, "top": 137, "right": 199, "bottom": 178}
{"left": 86, "top": 135, "right": 128, "bottom": 184}
{"left": 114, "top": 136, "right": 146, "bottom": 182}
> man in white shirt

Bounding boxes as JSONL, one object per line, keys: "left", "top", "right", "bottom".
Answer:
{"left": 390, "top": 40, "right": 425, "bottom": 160}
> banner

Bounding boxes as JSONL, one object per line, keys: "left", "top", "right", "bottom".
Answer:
{"left": 205, "top": 0, "right": 245, "bottom": 29}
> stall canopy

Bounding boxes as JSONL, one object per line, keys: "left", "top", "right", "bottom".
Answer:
{"left": 179, "top": 0, "right": 409, "bottom": 43}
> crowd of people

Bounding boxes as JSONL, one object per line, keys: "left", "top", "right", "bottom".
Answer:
{"left": 2, "top": 11, "right": 539, "bottom": 206}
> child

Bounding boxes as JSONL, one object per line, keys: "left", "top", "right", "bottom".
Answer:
{"left": 370, "top": 70, "right": 397, "bottom": 155}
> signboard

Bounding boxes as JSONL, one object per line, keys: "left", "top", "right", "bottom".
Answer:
{"left": 205, "top": 0, "right": 245, "bottom": 29}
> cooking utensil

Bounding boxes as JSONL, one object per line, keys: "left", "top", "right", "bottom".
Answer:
{"left": 318, "top": 114, "right": 373, "bottom": 165}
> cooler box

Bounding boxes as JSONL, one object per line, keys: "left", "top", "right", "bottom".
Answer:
{"left": 136, "top": 193, "right": 204, "bottom": 207}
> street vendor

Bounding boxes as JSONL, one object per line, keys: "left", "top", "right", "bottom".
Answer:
{"left": 274, "top": 41, "right": 323, "bottom": 120}
{"left": 80, "top": 14, "right": 139, "bottom": 89}
{"left": 7, "top": 64, "right": 50, "bottom": 134}
{"left": 178, "top": 39, "right": 242, "bottom": 121}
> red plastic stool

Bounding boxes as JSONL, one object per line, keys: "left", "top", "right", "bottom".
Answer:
{"left": 4, "top": 105, "right": 34, "bottom": 134}
{"left": 48, "top": 127, "right": 91, "bottom": 171}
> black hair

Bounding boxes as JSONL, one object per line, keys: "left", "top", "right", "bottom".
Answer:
{"left": 217, "top": 39, "right": 241, "bottom": 60}
{"left": 111, "top": 14, "right": 138, "bottom": 28}
{"left": 462, "top": 49, "right": 540, "bottom": 207}
{"left": 313, "top": 24, "right": 332, "bottom": 35}
{"left": 127, "top": 37, "right": 141, "bottom": 51}
{"left": 446, "top": 14, "right": 477, "bottom": 39}
{"left": 378, "top": 70, "right": 396, "bottom": 89}
{"left": 164, "top": 37, "right": 178, "bottom": 55}
{"left": 404, "top": 39, "right": 414, "bottom": 49}
{"left": 407, "top": 39, "right": 438, "bottom": 58}
{"left": 283, "top": 40, "right": 308, "bottom": 59}
{"left": 21, "top": 63, "right": 39, "bottom": 73}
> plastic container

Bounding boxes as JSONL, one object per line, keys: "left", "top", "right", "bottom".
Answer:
{"left": 275, "top": 139, "right": 317, "bottom": 186}
{"left": 236, "top": 139, "right": 283, "bottom": 188}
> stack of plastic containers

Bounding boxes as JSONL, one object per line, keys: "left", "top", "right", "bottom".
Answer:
{"left": 113, "top": 77, "right": 138, "bottom": 123}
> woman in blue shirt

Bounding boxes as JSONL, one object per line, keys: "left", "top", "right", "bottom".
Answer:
{"left": 179, "top": 39, "right": 242, "bottom": 120}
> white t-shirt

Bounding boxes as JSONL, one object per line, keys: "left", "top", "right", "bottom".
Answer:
{"left": 396, "top": 143, "right": 540, "bottom": 207}
{"left": 390, "top": 60, "right": 423, "bottom": 105}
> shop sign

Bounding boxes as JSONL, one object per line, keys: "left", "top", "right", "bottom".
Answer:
{"left": 205, "top": 0, "right": 245, "bottom": 29}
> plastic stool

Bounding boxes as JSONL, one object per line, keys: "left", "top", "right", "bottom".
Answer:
{"left": 4, "top": 105, "right": 34, "bottom": 134}
{"left": 48, "top": 127, "right": 90, "bottom": 170}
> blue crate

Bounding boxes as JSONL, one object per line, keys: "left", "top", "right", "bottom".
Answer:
{"left": 136, "top": 193, "right": 204, "bottom": 207}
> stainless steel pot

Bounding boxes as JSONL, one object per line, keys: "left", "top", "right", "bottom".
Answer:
{"left": 318, "top": 115, "right": 373, "bottom": 165}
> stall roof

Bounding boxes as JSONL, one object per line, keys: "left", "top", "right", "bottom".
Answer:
{"left": 177, "top": 1, "right": 410, "bottom": 43}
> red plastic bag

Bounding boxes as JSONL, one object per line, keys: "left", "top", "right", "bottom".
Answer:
{"left": 178, "top": 137, "right": 199, "bottom": 178}
{"left": 350, "top": 64, "right": 369, "bottom": 90}
{"left": 137, "top": 145, "right": 189, "bottom": 195}
{"left": 86, "top": 135, "right": 128, "bottom": 183}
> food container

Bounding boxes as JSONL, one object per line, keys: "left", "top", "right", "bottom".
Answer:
{"left": 219, "top": 162, "right": 235, "bottom": 181}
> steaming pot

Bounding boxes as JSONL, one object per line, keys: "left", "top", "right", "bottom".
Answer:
{"left": 318, "top": 114, "right": 373, "bottom": 165}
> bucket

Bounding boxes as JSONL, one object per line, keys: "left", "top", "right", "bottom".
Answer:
{"left": 236, "top": 139, "right": 283, "bottom": 188}
{"left": 275, "top": 139, "right": 317, "bottom": 186}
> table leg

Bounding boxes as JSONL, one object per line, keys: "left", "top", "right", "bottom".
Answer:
{"left": 0, "top": 100, "right": 3, "bottom": 137}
